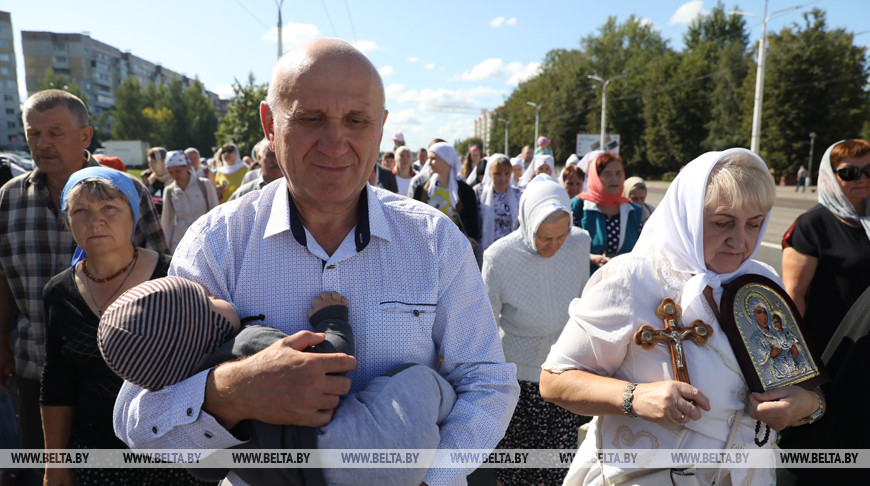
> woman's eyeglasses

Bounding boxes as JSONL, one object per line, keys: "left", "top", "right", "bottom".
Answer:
{"left": 221, "top": 148, "right": 234, "bottom": 154}
{"left": 834, "top": 165, "right": 870, "bottom": 181}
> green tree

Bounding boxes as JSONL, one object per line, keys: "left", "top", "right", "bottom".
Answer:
{"left": 643, "top": 3, "right": 751, "bottom": 171}
{"left": 215, "top": 73, "right": 268, "bottom": 156}
{"left": 454, "top": 136, "right": 484, "bottom": 157}
{"left": 490, "top": 48, "right": 590, "bottom": 161}
{"left": 153, "top": 78, "right": 188, "bottom": 149}
{"left": 684, "top": 1, "right": 749, "bottom": 51}
{"left": 581, "top": 16, "right": 671, "bottom": 169}
{"left": 110, "top": 77, "right": 151, "bottom": 141}
{"left": 184, "top": 79, "right": 218, "bottom": 155}
{"left": 38, "top": 67, "right": 88, "bottom": 105}
{"left": 142, "top": 106, "right": 176, "bottom": 147}
{"left": 756, "top": 9, "right": 869, "bottom": 173}
{"left": 703, "top": 41, "right": 749, "bottom": 151}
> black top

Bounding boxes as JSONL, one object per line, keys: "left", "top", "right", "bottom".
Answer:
{"left": 40, "top": 252, "right": 171, "bottom": 448}
{"left": 777, "top": 286, "right": 870, "bottom": 485}
{"left": 783, "top": 204, "right": 870, "bottom": 350}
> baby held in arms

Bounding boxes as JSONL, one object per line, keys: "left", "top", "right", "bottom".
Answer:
{"left": 99, "top": 277, "right": 455, "bottom": 486}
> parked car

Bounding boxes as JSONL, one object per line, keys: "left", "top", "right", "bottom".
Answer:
{"left": 0, "top": 152, "right": 33, "bottom": 171}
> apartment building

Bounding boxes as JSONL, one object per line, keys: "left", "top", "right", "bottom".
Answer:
{"left": 0, "top": 11, "right": 24, "bottom": 151}
{"left": 21, "top": 30, "right": 224, "bottom": 118}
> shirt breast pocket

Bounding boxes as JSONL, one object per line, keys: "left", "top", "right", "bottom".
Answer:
{"left": 378, "top": 301, "right": 437, "bottom": 348}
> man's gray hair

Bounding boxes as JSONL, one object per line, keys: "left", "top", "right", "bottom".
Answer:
{"left": 23, "top": 89, "right": 89, "bottom": 128}
{"left": 255, "top": 138, "right": 270, "bottom": 158}
{"left": 184, "top": 147, "right": 200, "bottom": 157}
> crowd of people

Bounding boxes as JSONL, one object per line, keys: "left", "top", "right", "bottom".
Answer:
{"left": 0, "top": 37, "right": 867, "bottom": 486}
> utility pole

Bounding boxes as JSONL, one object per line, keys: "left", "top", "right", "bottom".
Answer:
{"left": 499, "top": 119, "right": 509, "bottom": 155}
{"left": 275, "top": 0, "right": 285, "bottom": 59}
{"left": 587, "top": 75, "right": 623, "bottom": 150}
{"left": 731, "top": 1, "right": 807, "bottom": 153}
{"left": 807, "top": 132, "right": 816, "bottom": 189}
{"left": 526, "top": 101, "right": 542, "bottom": 148}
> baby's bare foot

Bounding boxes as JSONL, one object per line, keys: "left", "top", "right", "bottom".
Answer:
{"left": 307, "top": 291, "right": 348, "bottom": 318}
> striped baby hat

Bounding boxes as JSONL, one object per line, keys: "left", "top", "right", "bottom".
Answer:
{"left": 98, "top": 276, "right": 235, "bottom": 390}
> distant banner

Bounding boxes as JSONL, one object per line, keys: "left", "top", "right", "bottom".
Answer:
{"left": 2, "top": 449, "right": 869, "bottom": 469}
{"left": 576, "top": 133, "right": 620, "bottom": 156}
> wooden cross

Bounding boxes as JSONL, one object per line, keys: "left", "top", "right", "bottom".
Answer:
{"left": 633, "top": 298, "right": 713, "bottom": 385}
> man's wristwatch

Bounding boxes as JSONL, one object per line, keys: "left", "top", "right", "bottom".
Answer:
{"left": 799, "top": 389, "right": 824, "bottom": 425}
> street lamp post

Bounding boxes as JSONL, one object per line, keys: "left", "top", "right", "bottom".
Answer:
{"left": 807, "top": 132, "right": 816, "bottom": 189}
{"left": 731, "top": 1, "right": 806, "bottom": 154}
{"left": 498, "top": 119, "right": 510, "bottom": 155}
{"left": 587, "top": 75, "right": 622, "bottom": 150}
{"left": 275, "top": 0, "right": 285, "bottom": 59}
{"left": 526, "top": 101, "right": 542, "bottom": 148}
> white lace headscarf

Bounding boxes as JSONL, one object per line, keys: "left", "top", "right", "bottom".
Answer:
{"left": 519, "top": 154, "right": 556, "bottom": 186}
{"left": 427, "top": 142, "right": 462, "bottom": 208}
{"left": 632, "top": 148, "right": 773, "bottom": 320}
{"left": 518, "top": 175, "right": 572, "bottom": 254}
{"left": 478, "top": 154, "right": 518, "bottom": 250}
{"left": 218, "top": 143, "right": 246, "bottom": 175}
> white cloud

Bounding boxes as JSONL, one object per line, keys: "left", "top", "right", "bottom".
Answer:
{"left": 436, "top": 114, "right": 477, "bottom": 143}
{"left": 639, "top": 17, "right": 654, "bottom": 28}
{"left": 352, "top": 39, "right": 381, "bottom": 53}
{"left": 262, "top": 22, "right": 319, "bottom": 48}
{"left": 425, "top": 63, "right": 435, "bottom": 70}
{"left": 452, "top": 58, "right": 541, "bottom": 85}
{"left": 385, "top": 83, "right": 405, "bottom": 100}
{"left": 378, "top": 65, "right": 394, "bottom": 77}
{"left": 386, "top": 108, "right": 424, "bottom": 126}
{"left": 213, "top": 85, "right": 236, "bottom": 100}
{"left": 507, "top": 62, "right": 541, "bottom": 85}
{"left": 490, "top": 16, "right": 518, "bottom": 28}
{"left": 396, "top": 86, "right": 505, "bottom": 108}
{"left": 408, "top": 57, "right": 419, "bottom": 63}
{"left": 670, "top": 1, "right": 705, "bottom": 25}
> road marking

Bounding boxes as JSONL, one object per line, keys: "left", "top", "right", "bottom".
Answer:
{"left": 760, "top": 241, "right": 781, "bottom": 249}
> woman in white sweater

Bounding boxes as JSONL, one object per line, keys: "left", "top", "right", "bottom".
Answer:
{"left": 482, "top": 175, "right": 591, "bottom": 485}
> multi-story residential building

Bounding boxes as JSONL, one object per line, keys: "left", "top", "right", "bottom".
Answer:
{"left": 475, "top": 108, "right": 495, "bottom": 153}
{"left": 0, "top": 11, "right": 24, "bottom": 151}
{"left": 21, "top": 30, "right": 224, "bottom": 118}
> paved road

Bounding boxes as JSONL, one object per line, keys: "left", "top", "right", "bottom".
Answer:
{"left": 644, "top": 182, "right": 817, "bottom": 276}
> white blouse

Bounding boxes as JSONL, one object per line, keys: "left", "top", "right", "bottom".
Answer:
{"left": 543, "top": 248, "right": 779, "bottom": 486}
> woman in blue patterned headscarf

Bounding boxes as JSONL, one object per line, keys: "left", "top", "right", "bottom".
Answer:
{"left": 40, "top": 167, "right": 191, "bottom": 485}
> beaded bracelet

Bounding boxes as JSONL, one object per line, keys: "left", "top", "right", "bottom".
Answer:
{"left": 622, "top": 382, "right": 638, "bottom": 417}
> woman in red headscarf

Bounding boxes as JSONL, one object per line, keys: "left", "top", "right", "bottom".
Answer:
{"left": 570, "top": 152, "right": 642, "bottom": 273}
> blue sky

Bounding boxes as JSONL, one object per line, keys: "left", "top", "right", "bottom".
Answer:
{"left": 9, "top": 1, "right": 869, "bottom": 152}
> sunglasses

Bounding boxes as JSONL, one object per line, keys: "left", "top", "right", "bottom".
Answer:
{"left": 221, "top": 148, "right": 234, "bottom": 154}
{"left": 835, "top": 165, "right": 870, "bottom": 181}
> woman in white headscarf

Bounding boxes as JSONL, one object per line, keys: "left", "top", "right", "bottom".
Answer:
{"left": 623, "top": 176, "right": 656, "bottom": 224}
{"left": 214, "top": 142, "right": 248, "bottom": 203}
{"left": 410, "top": 142, "right": 480, "bottom": 244}
{"left": 540, "top": 149, "right": 825, "bottom": 486}
{"left": 474, "top": 154, "right": 521, "bottom": 262}
{"left": 482, "top": 175, "right": 590, "bottom": 486}
{"left": 161, "top": 150, "right": 219, "bottom": 253}
{"left": 519, "top": 154, "right": 556, "bottom": 187}
{"left": 510, "top": 156, "right": 524, "bottom": 186}
{"left": 140, "top": 147, "right": 171, "bottom": 199}
{"left": 782, "top": 139, "right": 870, "bottom": 352}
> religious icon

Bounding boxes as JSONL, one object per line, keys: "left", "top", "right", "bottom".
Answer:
{"left": 719, "top": 274, "right": 828, "bottom": 392}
